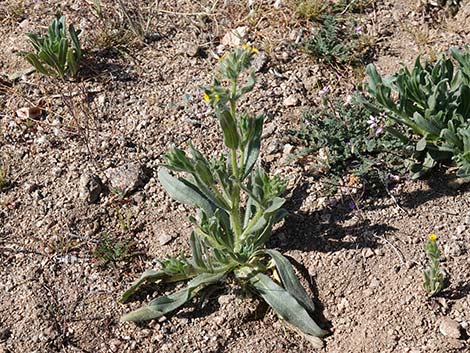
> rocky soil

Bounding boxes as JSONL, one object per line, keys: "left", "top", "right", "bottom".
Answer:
{"left": 1, "top": 0, "right": 470, "bottom": 352}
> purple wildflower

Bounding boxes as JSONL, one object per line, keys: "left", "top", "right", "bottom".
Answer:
{"left": 367, "top": 115, "right": 378, "bottom": 128}
{"left": 318, "top": 86, "right": 330, "bottom": 97}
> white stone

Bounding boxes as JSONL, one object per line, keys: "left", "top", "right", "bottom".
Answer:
{"left": 439, "top": 317, "right": 461, "bottom": 339}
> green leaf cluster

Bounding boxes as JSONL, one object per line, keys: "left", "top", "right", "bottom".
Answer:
{"left": 94, "top": 233, "right": 135, "bottom": 267}
{"left": 366, "top": 47, "right": 470, "bottom": 178}
{"left": 120, "top": 46, "right": 327, "bottom": 343}
{"left": 23, "top": 15, "right": 82, "bottom": 79}
{"left": 296, "top": 0, "right": 375, "bottom": 21}
{"left": 293, "top": 97, "right": 409, "bottom": 194}
{"left": 304, "top": 15, "right": 366, "bottom": 66}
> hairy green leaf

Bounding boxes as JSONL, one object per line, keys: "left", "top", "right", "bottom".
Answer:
{"left": 121, "top": 272, "right": 225, "bottom": 322}
{"left": 158, "top": 168, "right": 215, "bottom": 214}
{"left": 249, "top": 272, "right": 327, "bottom": 338}
{"left": 260, "top": 249, "right": 316, "bottom": 314}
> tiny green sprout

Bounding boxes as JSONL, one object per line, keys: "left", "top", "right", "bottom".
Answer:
{"left": 423, "top": 233, "right": 444, "bottom": 296}
{"left": 120, "top": 46, "right": 327, "bottom": 346}
{"left": 0, "top": 161, "right": 10, "bottom": 191}
{"left": 116, "top": 206, "right": 132, "bottom": 232}
{"left": 23, "top": 14, "right": 82, "bottom": 79}
{"left": 94, "top": 233, "right": 135, "bottom": 267}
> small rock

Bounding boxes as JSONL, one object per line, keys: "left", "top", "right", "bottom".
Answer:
{"left": 182, "top": 42, "right": 201, "bottom": 57}
{"left": 448, "top": 177, "right": 469, "bottom": 190}
{"left": 456, "top": 225, "right": 466, "bottom": 235}
{"left": 24, "top": 182, "right": 39, "bottom": 193}
{"left": 369, "top": 277, "right": 380, "bottom": 288}
{"left": 266, "top": 140, "right": 281, "bottom": 155}
{"left": 443, "top": 242, "right": 465, "bottom": 257}
{"left": 221, "top": 27, "right": 247, "bottom": 47}
{"left": 337, "top": 297, "right": 349, "bottom": 312}
{"left": 79, "top": 174, "right": 103, "bottom": 204}
{"left": 218, "top": 294, "right": 236, "bottom": 306}
{"left": 109, "top": 338, "right": 121, "bottom": 352}
{"left": 464, "top": 213, "right": 470, "bottom": 225}
{"left": 51, "top": 167, "right": 62, "bottom": 177}
{"left": 439, "top": 317, "right": 461, "bottom": 339}
{"left": 105, "top": 163, "right": 146, "bottom": 195}
{"left": 252, "top": 51, "right": 268, "bottom": 72}
{"left": 363, "top": 248, "right": 375, "bottom": 258}
{"left": 0, "top": 327, "right": 11, "bottom": 341}
{"left": 213, "top": 316, "right": 224, "bottom": 325}
{"left": 283, "top": 94, "right": 299, "bottom": 107}
{"left": 16, "top": 106, "right": 41, "bottom": 120}
{"left": 36, "top": 135, "right": 48, "bottom": 145}
{"left": 282, "top": 143, "right": 294, "bottom": 160}
{"left": 131, "top": 191, "right": 145, "bottom": 204}
{"left": 158, "top": 233, "right": 173, "bottom": 246}
{"left": 374, "top": 248, "right": 385, "bottom": 256}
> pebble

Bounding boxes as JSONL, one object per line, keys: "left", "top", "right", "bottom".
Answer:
{"left": 105, "top": 163, "right": 146, "bottom": 195}
{"left": 24, "top": 182, "right": 39, "bottom": 193}
{"left": 369, "top": 277, "right": 380, "bottom": 288}
{"left": 218, "top": 294, "right": 236, "bottom": 306}
{"left": 158, "top": 233, "right": 173, "bottom": 246}
{"left": 51, "top": 167, "right": 62, "bottom": 177}
{"left": 282, "top": 143, "right": 294, "bottom": 161}
{"left": 0, "top": 327, "right": 11, "bottom": 341}
{"left": 439, "top": 317, "right": 461, "bottom": 339}
{"left": 337, "top": 297, "right": 349, "bottom": 312}
{"left": 456, "top": 225, "right": 466, "bottom": 235}
{"left": 252, "top": 51, "right": 268, "bottom": 72}
{"left": 283, "top": 94, "right": 299, "bottom": 107}
{"left": 213, "top": 316, "right": 225, "bottom": 325}
{"left": 465, "top": 213, "right": 470, "bottom": 225}
{"left": 182, "top": 42, "right": 201, "bottom": 57}
{"left": 79, "top": 173, "right": 103, "bottom": 204}
{"left": 221, "top": 26, "right": 247, "bottom": 47}
{"left": 363, "top": 248, "right": 375, "bottom": 258}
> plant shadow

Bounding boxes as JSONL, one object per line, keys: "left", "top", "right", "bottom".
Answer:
{"left": 273, "top": 180, "right": 396, "bottom": 253}
{"left": 395, "top": 173, "right": 470, "bottom": 210}
{"left": 441, "top": 281, "right": 470, "bottom": 300}
{"left": 287, "top": 255, "right": 333, "bottom": 332}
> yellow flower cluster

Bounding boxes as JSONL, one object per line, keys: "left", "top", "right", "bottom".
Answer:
{"left": 243, "top": 44, "right": 258, "bottom": 54}
{"left": 429, "top": 234, "right": 438, "bottom": 241}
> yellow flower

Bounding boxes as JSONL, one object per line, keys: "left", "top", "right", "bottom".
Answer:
{"left": 429, "top": 234, "right": 438, "bottom": 241}
{"left": 243, "top": 44, "right": 258, "bottom": 54}
{"left": 203, "top": 92, "right": 210, "bottom": 102}
{"left": 218, "top": 53, "right": 227, "bottom": 62}
{"left": 215, "top": 94, "right": 221, "bottom": 100}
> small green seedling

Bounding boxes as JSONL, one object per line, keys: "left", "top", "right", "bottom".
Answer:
{"left": 23, "top": 14, "right": 82, "bottom": 79}
{"left": 423, "top": 234, "right": 444, "bottom": 296}
{"left": 120, "top": 46, "right": 327, "bottom": 345}
{"left": 0, "top": 160, "right": 10, "bottom": 191}
{"left": 94, "top": 233, "right": 134, "bottom": 267}
{"left": 304, "top": 15, "right": 367, "bottom": 67}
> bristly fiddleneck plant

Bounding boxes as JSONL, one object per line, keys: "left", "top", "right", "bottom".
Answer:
{"left": 423, "top": 234, "right": 444, "bottom": 296}
{"left": 120, "top": 46, "right": 327, "bottom": 344}
{"left": 23, "top": 14, "right": 82, "bottom": 79}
